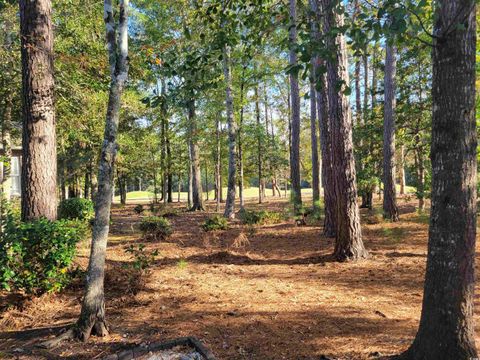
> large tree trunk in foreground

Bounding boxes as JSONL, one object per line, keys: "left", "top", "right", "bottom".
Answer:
{"left": 76, "top": 0, "right": 129, "bottom": 342}
{"left": 223, "top": 44, "right": 237, "bottom": 218}
{"left": 382, "top": 42, "right": 399, "bottom": 221}
{"left": 19, "top": 0, "right": 57, "bottom": 221}
{"left": 188, "top": 99, "right": 204, "bottom": 211}
{"left": 288, "top": 0, "right": 302, "bottom": 214}
{"left": 323, "top": 0, "right": 367, "bottom": 261}
{"left": 309, "top": 0, "right": 335, "bottom": 237}
{"left": 398, "top": 1, "right": 477, "bottom": 358}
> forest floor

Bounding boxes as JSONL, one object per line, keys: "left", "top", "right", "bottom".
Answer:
{"left": 1, "top": 195, "right": 479, "bottom": 360}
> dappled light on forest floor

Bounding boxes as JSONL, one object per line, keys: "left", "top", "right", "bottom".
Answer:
{"left": 1, "top": 196, "right": 480, "bottom": 359}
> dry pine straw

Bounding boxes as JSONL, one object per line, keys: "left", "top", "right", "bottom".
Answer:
{"left": 1, "top": 196, "right": 480, "bottom": 360}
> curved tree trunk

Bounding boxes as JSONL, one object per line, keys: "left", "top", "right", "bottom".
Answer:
{"left": 76, "top": 0, "right": 129, "bottom": 341}
{"left": 19, "top": 0, "right": 57, "bottom": 221}
{"left": 322, "top": 0, "right": 367, "bottom": 261}
{"left": 188, "top": 99, "right": 204, "bottom": 211}
{"left": 382, "top": 42, "right": 399, "bottom": 221}
{"left": 398, "top": 1, "right": 477, "bottom": 358}
{"left": 223, "top": 43, "right": 237, "bottom": 219}
{"left": 288, "top": 0, "right": 302, "bottom": 214}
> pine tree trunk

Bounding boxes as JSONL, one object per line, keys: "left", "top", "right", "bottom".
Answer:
{"left": 215, "top": 116, "right": 221, "bottom": 212}
{"left": 255, "top": 86, "right": 263, "bottom": 204}
{"left": 223, "top": 43, "right": 237, "bottom": 219}
{"left": 187, "top": 99, "right": 204, "bottom": 211}
{"left": 1, "top": 95, "right": 13, "bottom": 192}
{"left": 382, "top": 42, "right": 399, "bottom": 221}
{"left": 399, "top": 145, "right": 406, "bottom": 195}
{"left": 288, "top": 0, "right": 302, "bottom": 214}
{"left": 238, "top": 72, "right": 246, "bottom": 209}
{"left": 362, "top": 54, "right": 369, "bottom": 124}
{"left": 322, "top": 0, "right": 367, "bottom": 261}
{"left": 398, "top": 1, "right": 477, "bottom": 358}
{"left": 19, "top": 0, "right": 57, "bottom": 221}
{"left": 310, "top": 0, "right": 335, "bottom": 237}
{"left": 354, "top": 60, "right": 361, "bottom": 125}
{"left": 310, "top": 78, "right": 320, "bottom": 208}
{"left": 76, "top": 0, "right": 129, "bottom": 341}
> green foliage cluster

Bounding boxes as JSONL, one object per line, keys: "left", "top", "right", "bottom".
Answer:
{"left": 0, "top": 212, "right": 88, "bottom": 294}
{"left": 58, "top": 198, "right": 94, "bottom": 221}
{"left": 134, "top": 204, "right": 145, "bottom": 214}
{"left": 124, "top": 244, "right": 159, "bottom": 271}
{"left": 201, "top": 215, "right": 228, "bottom": 231}
{"left": 139, "top": 216, "right": 172, "bottom": 240}
{"left": 238, "top": 208, "right": 284, "bottom": 225}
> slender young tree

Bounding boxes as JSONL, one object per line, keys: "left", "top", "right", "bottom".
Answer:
{"left": 255, "top": 85, "right": 263, "bottom": 204}
{"left": 19, "top": 0, "right": 57, "bottom": 221}
{"left": 76, "top": 0, "right": 130, "bottom": 341}
{"left": 188, "top": 98, "right": 204, "bottom": 211}
{"left": 309, "top": 74, "right": 320, "bottom": 208}
{"left": 323, "top": 0, "right": 367, "bottom": 261}
{"left": 382, "top": 42, "right": 399, "bottom": 221}
{"left": 398, "top": 1, "right": 477, "bottom": 358}
{"left": 222, "top": 42, "right": 237, "bottom": 218}
{"left": 288, "top": 0, "right": 302, "bottom": 213}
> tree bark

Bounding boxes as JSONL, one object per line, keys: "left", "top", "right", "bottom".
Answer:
{"left": 255, "top": 86, "right": 263, "bottom": 204}
{"left": 222, "top": 41, "right": 237, "bottom": 218}
{"left": 238, "top": 68, "right": 246, "bottom": 209}
{"left": 1, "top": 95, "right": 13, "bottom": 193}
{"left": 76, "top": 0, "right": 129, "bottom": 341}
{"left": 399, "top": 144, "right": 406, "bottom": 195}
{"left": 398, "top": 1, "right": 477, "bottom": 358}
{"left": 322, "top": 0, "right": 367, "bottom": 261}
{"left": 288, "top": 0, "right": 302, "bottom": 214}
{"left": 310, "top": 0, "right": 335, "bottom": 237}
{"left": 19, "top": 0, "right": 57, "bottom": 221}
{"left": 215, "top": 116, "right": 221, "bottom": 212}
{"left": 382, "top": 42, "right": 399, "bottom": 221}
{"left": 187, "top": 99, "right": 204, "bottom": 211}
{"left": 309, "top": 76, "right": 320, "bottom": 208}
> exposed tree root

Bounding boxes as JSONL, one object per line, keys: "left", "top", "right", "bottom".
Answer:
{"left": 37, "top": 320, "right": 109, "bottom": 349}
{"left": 37, "top": 328, "right": 76, "bottom": 349}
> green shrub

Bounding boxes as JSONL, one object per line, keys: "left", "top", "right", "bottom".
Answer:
{"left": 201, "top": 215, "right": 228, "bottom": 231}
{"left": 124, "top": 244, "right": 158, "bottom": 271}
{"left": 0, "top": 216, "right": 88, "bottom": 294}
{"left": 139, "top": 216, "right": 172, "bottom": 240}
{"left": 239, "top": 209, "right": 283, "bottom": 225}
{"left": 58, "top": 198, "right": 94, "bottom": 221}
{"left": 133, "top": 204, "right": 144, "bottom": 214}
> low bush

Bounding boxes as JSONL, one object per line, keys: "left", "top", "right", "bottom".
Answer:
{"left": 133, "top": 204, "right": 144, "bottom": 214}
{"left": 122, "top": 244, "right": 159, "bottom": 294}
{"left": 0, "top": 215, "right": 88, "bottom": 294}
{"left": 201, "top": 215, "right": 228, "bottom": 231}
{"left": 239, "top": 209, "right": 283, "bottom": 226}
{"left": 58, "top": 198, "right": 94, "bottom": 221}
{"left": 139, "top": 216, "right": 172, "bottom": 240}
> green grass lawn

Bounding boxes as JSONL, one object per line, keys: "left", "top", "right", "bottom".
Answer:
{"left": 114, "top": 185, "right": 415, "bottom": 204}
{"left": 113, "top": 187, "right": 314, "bottom": 203}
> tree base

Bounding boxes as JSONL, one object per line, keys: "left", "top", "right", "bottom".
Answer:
{"left": 37, "top": 320, "right": 109, "bottom": 349}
